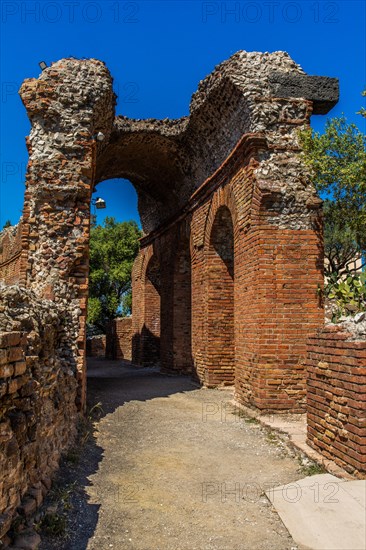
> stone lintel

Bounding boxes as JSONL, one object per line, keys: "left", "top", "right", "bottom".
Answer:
{"left": 269, "top": 72, "right": 339, "bottom": 114}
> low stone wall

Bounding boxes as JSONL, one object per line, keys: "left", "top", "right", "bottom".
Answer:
{"left": 0, "top": 224, "right": 23, "bottom": 286}
{"left": 306, "top": 324, "right": 366, "bottom": 477}
{"left": 86, "top": 335, "right": 106, "bottom": 358}
{"left": 0, "top": 286, "right": 78, "bottom": 542}
{"left": 106, "top": 318, "right": 132, "bottom": 361}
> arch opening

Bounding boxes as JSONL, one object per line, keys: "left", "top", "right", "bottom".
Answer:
{"left": 141, "top": 254, "right": 161, "bottom": 367}
{"left": 172, "top": 237, "right": 193, "bottom": 374}
{"left": 206, "top": 206, "right": 235, "bottom": 386}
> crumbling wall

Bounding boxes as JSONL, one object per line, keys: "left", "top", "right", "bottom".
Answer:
{"left": 307, "top": 323, "right": 366, "bottom": 476}
{"left": 0, "top": 224, "right": 23, "bottom": 285}
{"left": 0, "top": 50, "right": 339, "bottom": 543}
{"left": 0, "top": 286, "right": 78, "bottom": 540}
{"left": 12, "top": 51, "right": 337, "bottom": 413}
{"left": 124, "top": 51, "right": 336, "bottom": 411}
{"left": 19, "top": 58, "right": 115, "bottom": 408}
{"left": 97, "top": 51, "right": 337, "bottom": 233}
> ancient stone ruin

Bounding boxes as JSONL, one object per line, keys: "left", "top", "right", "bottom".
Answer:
{"left": 4, "top": 51, "right": 340, "bottom": 406}
{"left": 1, "top": 50, "right": 365, "bottom": 541}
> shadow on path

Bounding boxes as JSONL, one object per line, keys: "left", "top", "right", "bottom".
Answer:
{"left": 39, "top": 358, "right": 196, "bottom": 550}
{"left": 87, "top": 357, "right": 198, "bottom": 417}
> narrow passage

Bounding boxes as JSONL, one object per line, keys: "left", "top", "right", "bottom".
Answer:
{"left": 42, "top": 360, "right": 304, "bottom": 550}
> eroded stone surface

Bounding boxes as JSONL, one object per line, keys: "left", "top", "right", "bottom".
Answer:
{"left": 0, "top": 286, "right": 77, "bottom": 541}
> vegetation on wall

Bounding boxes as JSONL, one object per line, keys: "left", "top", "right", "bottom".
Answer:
{"left": 300, "top": 91, "right": 366, "bottom": 318}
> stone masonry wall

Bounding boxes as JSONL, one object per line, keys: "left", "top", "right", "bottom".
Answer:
{"left": 0, "top": 224, "right": 23, "bottom": 286}
{"left": 307, "top": 325, "right": 366, "bottom": 476}
{"left": 14, "top": 51, "right": 337, "bottom": 414}
{"left": 19, "top": 58, "right": 115, "bottom": 409}
{"left": 0, "top": 286, "right": 78, "bottom": 541}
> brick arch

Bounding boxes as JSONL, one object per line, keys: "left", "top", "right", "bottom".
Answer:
{"left": 132, "top": 245, "right": 162, "bottom": 366}
{"left": 204, "top": 202, "right": 236, "bottom": 386}
{"left": 203, "top": 185, "right": 239, "bottom": 252}
{"left": 15, "top": 52, "right": 334, "bottom": 412}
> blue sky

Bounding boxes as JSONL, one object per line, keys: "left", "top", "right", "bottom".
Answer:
{"left": 0, "top": 0, "right": 365, "bottom": 228}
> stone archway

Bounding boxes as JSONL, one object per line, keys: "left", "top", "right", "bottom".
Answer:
{"left": 0, "top": 51, "right": 342, "bottom": 542}
{"left": 17, "top": 51, "right": 338, "bottom": 411}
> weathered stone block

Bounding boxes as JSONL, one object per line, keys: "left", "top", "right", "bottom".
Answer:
{"left": 13, "top": 362, "right": 27, "bottom": 376}
{"left": 7, "top": 347, "right": 24, "bottom": 363}
{"left": 0, "top": 350, "right": 8, "bottom": 367}
{"left": 0, "top": 332, "right": 21, "bottom": 348}
{"left": 7, "top": 375, "right": 27, "bottom": 395}
{"left": 0, "top": 363, "right": 14, "bottom": 378}
{"left": 268, "top": 72, "right": 339, "bottom": 114}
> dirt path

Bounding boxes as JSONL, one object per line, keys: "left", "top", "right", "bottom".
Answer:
{"left": 40, "top": 360, "right": 305, "bottom": 550}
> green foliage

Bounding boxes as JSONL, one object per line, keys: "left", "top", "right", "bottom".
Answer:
{"left": 326, "top": 272, "right": 366, "bottom": 320}
{"left": 2, "top": 220, "right": 11, "bottom": 229}
{"left": 298, "top": 459, "right": 326, "bottom": 476}
{"left": 322, "top": 201, "right": 362, "bottom": 279}
{"left": 357, "top": 90, "right": 366, "bottom": 119}
{"left": 39, "top": 512, "right": 67, "bottom": 537}
{"left": 87, "top": 217, "right": 141, "bottom": 330}
{"left": 121, "top": 289, "right": 133, "bottom": 316}
{"left": 87, "top": 296, "right": 103, "bottom": 326}
{"left": 299, "top": 99, "right": 366, "bottom": 279}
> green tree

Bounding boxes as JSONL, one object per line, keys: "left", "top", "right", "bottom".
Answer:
{"left": 299, "top": 99, "right": 366, "bottom": 279}
{"left": 87, "top": 217, "right": 141, "bottom": 331}
{"left": 2, "top": 220, "right": 12, "bottom": 229}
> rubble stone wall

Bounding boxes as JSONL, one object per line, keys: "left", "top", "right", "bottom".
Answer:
{"left": 18, "top": 58, "right": 115, "bottom": 409}
{"left": 307, "top": 325, "right": 366, "bottom": 476}
{"left": 12, "top": 51, "right": 337, "bottom": 413}
{"left": 0, "top": 224, "right": 23, "bottom": 285}
{"left": 0, "top": 286, "right": 78, "bottom": 540}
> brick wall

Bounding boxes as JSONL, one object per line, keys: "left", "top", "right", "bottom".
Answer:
{"left": 307, "top": 326, "right": 366, "bottom": 476}
{"left": 0, "top": 50, "right": 338, "bottom": 543}
{"left": 0, "top": 318, "right": 78, "bottom": 540}
{"left": 86, "top": 335, "right": 106, "bottom": 358}
{"left": 106, "top": 318, "right": 132, "bottom": 361}
{"left": 0, "top": 224, "right": 23, "bottom": 285}
{"left": 132, "top": 136, "right": 324, "bottom": 411}
{"left": 13, "top": 53, "right": 336, "bottom": 417}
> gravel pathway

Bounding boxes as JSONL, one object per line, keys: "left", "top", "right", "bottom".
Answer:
{"left": 40, "top": 360, "right": 305, "bottom": 550}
